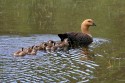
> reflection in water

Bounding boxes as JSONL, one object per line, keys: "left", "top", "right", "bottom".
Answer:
{"left": 80, "top": 52, "right": 95, "bottom": 61}
{"left": 0, "top": 35, "right": 107, "bottom": 82}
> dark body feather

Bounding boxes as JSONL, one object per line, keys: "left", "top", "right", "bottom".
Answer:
{"left": 58, "top": 32, "right": 93, "bottom": 48}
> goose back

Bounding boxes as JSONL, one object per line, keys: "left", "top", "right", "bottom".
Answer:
{"left": 58, "top": 32, "right": 93, "bottom": 47}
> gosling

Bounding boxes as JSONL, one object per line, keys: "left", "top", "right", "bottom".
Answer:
{"left": 46, "top": 40, "right": 56, "bottom": 52}
{"left": 13, "top": 48, "right": 27, "bottom": 57}
{"left": 58, "top": 38, "right": 70, "bottom": 51}
{"left": 27, "top": 45, "right": 38, "bottom": 55}
{"left": 37, "top": 42, "right": 47, "bottom": 51}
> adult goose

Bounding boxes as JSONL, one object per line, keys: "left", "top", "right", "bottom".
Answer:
{"left": 58, "top": 19, "right": 96, "bottom": 48}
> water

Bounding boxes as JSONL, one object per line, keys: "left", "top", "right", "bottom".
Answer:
{"left": 0, "top": 35, "right": 107, "bottom": 83}
{"left": 0, "top": 0, "right": 125, "bottom": 83}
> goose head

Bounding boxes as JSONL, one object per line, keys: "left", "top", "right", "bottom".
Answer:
{"left": 82, "top": 19, "right": 96, "bottom": 27}
{"left": 81, "top": 19, "right": 96, "bottom": 36}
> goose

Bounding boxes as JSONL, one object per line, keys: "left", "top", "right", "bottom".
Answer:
{"left": 58, "top": 19, "right": 96, "bottom": 48}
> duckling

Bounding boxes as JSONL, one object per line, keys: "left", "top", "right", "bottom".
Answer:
{"left": 13, "top": 48, "right": 27, "bottom": 57}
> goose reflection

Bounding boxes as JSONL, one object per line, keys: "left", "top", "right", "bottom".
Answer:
{"left": 80, "top": 49, "right": 95, "bottom": 61}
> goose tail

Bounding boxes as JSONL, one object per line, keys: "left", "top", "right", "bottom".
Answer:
{"left": 58, "top": 33, "right": 68, "bottom": 41}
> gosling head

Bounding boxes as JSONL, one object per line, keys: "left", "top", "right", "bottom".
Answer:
{"left": 47, "top": 40, "right": 55, "bottom": 46}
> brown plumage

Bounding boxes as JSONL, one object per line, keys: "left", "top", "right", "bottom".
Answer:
{"left": 45, "top": 39, "right": 70, "bottom": 52}
{"left": 58, "top": 19, "right": 96, "bottom": 48}
{"left": 27, "top": 46, "right": 38, "bottom": 55}
{"left": 52, "top": 38, "right": 70, "bottom": 52}
{"left": 58, "top": 38, "right": 70, "bottom": 51}
{"left": 37, "top": 42, "right": 47, "bottom": 51}
{"left": 26, "top": 46, "right": 34, "bottom": 54}
{"left": 13, "top": 48, "right": 27, "bottom": 57}
{"left": 46, "top": 40, "right": 56, "bottom": 52}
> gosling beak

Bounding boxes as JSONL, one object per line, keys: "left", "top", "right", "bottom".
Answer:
{"left": 92, "top": 23, "right": 96, "bottom": 26}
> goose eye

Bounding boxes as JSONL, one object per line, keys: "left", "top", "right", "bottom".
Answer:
{"left": 88, "top": 21, "right": 91, "bottom": 22}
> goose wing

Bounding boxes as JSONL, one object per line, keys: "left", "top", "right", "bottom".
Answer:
{"left": 58, "top": 32, "right": 93, "bottom": 47}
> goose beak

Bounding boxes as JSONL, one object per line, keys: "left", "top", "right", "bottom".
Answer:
{"left": 92, "top": 23, "right": 96, "bottom": 26}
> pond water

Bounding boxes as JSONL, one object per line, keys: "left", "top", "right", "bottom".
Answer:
{"left": 0, "top": 35, "right": 108, "bottom": 83}
{"left": 0, "top": 0, "right": 125, "bottom": 83}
